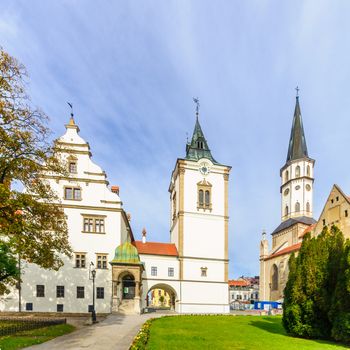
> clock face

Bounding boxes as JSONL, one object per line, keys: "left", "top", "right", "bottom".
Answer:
{"left": 199, "top": 162, "right": 210, "bottom": 175}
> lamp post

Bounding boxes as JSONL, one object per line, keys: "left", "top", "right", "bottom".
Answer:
{"left": 90, "top": 262, "right": 97, "bottom": 323}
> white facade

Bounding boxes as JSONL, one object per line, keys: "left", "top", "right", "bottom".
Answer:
{"left": 280, "top": 159, "right": 314, "bottom": 221}
{"left": 2, "top": 118, "right": 133, "bottom": 313}
{"left": 169, "top": 156, "right": 230, "bottom": 313}
{"left": 1, "top": 115, "right": 231, "bottom": 315}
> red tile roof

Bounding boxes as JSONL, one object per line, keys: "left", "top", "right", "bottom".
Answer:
{"left": 133, "top": 241, "right": 178, "bottom": 256}
{"left": 228, "top": 279, "right": 250, "bottom": 287}
{"left": 299, "top": 224, "right": 316, "bottom": 238}
{"left": 265, "top": 242, "right": 302, "bottom": 260}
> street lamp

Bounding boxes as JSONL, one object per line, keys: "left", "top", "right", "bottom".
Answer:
{"left": 89, "top": 262, "right": 97, "bottom": 323}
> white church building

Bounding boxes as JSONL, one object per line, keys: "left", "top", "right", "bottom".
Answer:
{"left": 1, "top": 108, "right": 231, "bottom": 314}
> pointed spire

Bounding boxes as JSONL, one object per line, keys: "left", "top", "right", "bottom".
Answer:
{"left": 185, "top": 98, "right": 218, "bottom": 164}
{"left": 286, "top": 90, "right": 309, "bottom": 162}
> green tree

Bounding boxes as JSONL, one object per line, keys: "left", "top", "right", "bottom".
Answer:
{"left": 0, "top": 47, "right": 71, "bottom": 292}
{"left": 283, "top": 226, "right": 347, "bottom": 341}
{"left": 330, "top": 239, "right": 350, "bottom": 342}
{"left": 0, "top": 242, "right": 19, "bottom": 294}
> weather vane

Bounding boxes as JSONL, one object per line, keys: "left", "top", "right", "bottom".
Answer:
{"left": 193, "top": 97, "right": 200, "bottom": 115}
{"left": 67, "top": 102, "right": 74, "bottom": 118}
{"left": 295, "top": 86, "right": 300, "bottom": 97}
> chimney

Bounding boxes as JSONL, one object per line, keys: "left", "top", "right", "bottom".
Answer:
{"left": 111, "top": 185, "right": 119, "bottom": 195}
{"left": 142, "top": 228, "right": 147, "bottom": 244}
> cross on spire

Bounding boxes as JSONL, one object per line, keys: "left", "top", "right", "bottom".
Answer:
{"left": 193, "top": 97, "right": 200, "bottom": 118}
{"left": 295, "top": 86, "right": 300, "bottom": 98}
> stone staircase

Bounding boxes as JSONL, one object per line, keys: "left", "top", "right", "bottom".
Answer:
{"left": 117, "top": 299, "right": 136, "bottom": 315}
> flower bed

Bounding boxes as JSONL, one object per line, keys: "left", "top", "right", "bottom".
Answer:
{"left": 129, "top": 318, "right": 153, "bottom": 350}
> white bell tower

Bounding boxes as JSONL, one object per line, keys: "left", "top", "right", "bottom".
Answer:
{"left": 168, "top": 101, "right": 231, "bottom": 314}
{"left": 280, "top": 93, "right": 314, "bottom": 221}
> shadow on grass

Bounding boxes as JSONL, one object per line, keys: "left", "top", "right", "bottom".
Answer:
{"left": 249, "top": 317, "right": 286, "bottom": 336}
{"left": 249, "top": 316, "right": 348, "bottom": 348}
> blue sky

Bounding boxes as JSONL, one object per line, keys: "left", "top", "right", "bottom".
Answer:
{"left": 1, "top": 1, "right": 350, "bottom": 278}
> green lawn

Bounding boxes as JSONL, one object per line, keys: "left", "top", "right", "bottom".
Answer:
{"left": 0, "top": 323, "right": 75, "bottom": 350}
{"left": 146, "top": 316, "right": 348, "bottom": 350}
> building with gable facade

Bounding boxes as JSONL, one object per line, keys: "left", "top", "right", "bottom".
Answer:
{"left": 1, "top": 107, "right": 231, "bottom": 314}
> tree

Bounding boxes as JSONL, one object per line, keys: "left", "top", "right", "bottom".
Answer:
{"left": 330, "top": 239, "right": 350, "bottom": 342}
{"left": 283, "top": 225, "right": 347, "bottom": 342}
{"left": 0, "top": 241, "right": 19, "bottom": 294}
{"left": 0, "top": 47, "right": 71, "bottom": 292}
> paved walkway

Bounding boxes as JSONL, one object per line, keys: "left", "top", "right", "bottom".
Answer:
{"left": 26, "top": 313, "right": 167, "bottom": 350}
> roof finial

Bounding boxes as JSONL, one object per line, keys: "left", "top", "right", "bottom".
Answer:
{"left": 67, "top": 102, "right": 75, "bottom": 125}
{"left": 193, "top": 97, "right": 200, "bottom": 119}
{"left": 295, "top": 86, "right": 300, "bottom": 99}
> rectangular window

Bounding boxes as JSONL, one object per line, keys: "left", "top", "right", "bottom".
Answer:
{"left": 65, "top": 187, "right": 73, "bottom": 199}
{"left": 201, "top": 267, "right": 207, "bottom": 277}
{"left": 96, "top": 254, "right": 108, "bottom": 269}
{"left": 56, "top": 285, "right": 65, "bottom": 298}
{"left": 151, "top": 266, "right": 157, "bottom": 276}
{"left": 57, "top": 304, "right": 64, "bottom": 312}
{"left": 74, "top": 188, "right": 81, "bottom": 200}
{"left": 69, "top": 162, "right": 77, "bottom": 173}
{"left": 36, "top": 285, "right": 45, "bottom": 297}
{"left": 168, "top": 267, "right": 174, "bottom": 277}
{"left": 75, "top": 253, "right": 86, "bottom": 268}
{"left": 83, "top": 217, "right": 105, "bottom": 233}
{"left": 345, "top": 210, "right": 348, "bottom": 218}
{"left": 96, "top": 287, "right": 104, "bottom": 299}
{"left": 26, "top": 303, "right": 33, "bottom": 311}
{"left": 77, "top": 286, "right": 85, "bottom": 299}
{"left": 65, "top": 187, "right": 81, "bottom": 200}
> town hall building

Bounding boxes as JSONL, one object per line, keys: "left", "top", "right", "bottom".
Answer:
{"left": 1, "top": 107, "right": 231, "bottom": 314}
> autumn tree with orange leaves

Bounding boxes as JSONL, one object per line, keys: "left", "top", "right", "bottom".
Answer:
{"left": 0, "top": 47, "right": 71, "bottom": 293}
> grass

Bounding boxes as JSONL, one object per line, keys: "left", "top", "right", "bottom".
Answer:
{"left": 145, "top": 316, "right": 348, "bottom": 350}
{"left": 0, "top": 323, "right": 75, "bottom": 350}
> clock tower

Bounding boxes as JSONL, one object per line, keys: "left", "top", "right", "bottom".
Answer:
{"left": 169, "top": 106, "right": 231, "bottom": 313}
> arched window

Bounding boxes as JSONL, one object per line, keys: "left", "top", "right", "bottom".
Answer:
{"left": 205, "top": 190, "right": 210, "bottom": 206}
{"left": 285, "top": 205, "right": 289, "bottom": 216}
{"left": 295, "top": 166, "right": 300, "bottom": 178}
{"left": 307, "top": 165, "right": 310, "bottom": 177}
{"left": 271, "top": 265, "right": 278, "bottom": 291}
{"left": 199, "top": 190, "right": 204, "bottom": 206}
{"left": 306, "top": 202, "right": 310, "bottom": 212}
{"left": 197, "top": 180, "right": 212, "bottom": 210}
{"left": 285, "top": 170, "right": 289, "bottom": 182}
{"left": 295, "top": 202, "right": 300, "bottom": 212}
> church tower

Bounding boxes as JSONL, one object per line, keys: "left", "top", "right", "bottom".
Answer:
{"left": 280, "top": 94, "right": 315, "bottom": 221}
{"left": 169, "top": 102, "right": 231, "bottom": 313}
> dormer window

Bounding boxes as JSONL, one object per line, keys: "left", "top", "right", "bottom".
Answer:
{"left": 197, "top": 141, "right": 204, "bottom": 149}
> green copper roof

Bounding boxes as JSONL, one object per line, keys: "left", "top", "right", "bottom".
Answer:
{"left": 111, "top": 241, "right": 140, "bottom": 264}
{"left": 286, "top": 96, "right": 309, "bottom": 162}
{"left": 185, "top": 116, "right": 219, "bottom": 164}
